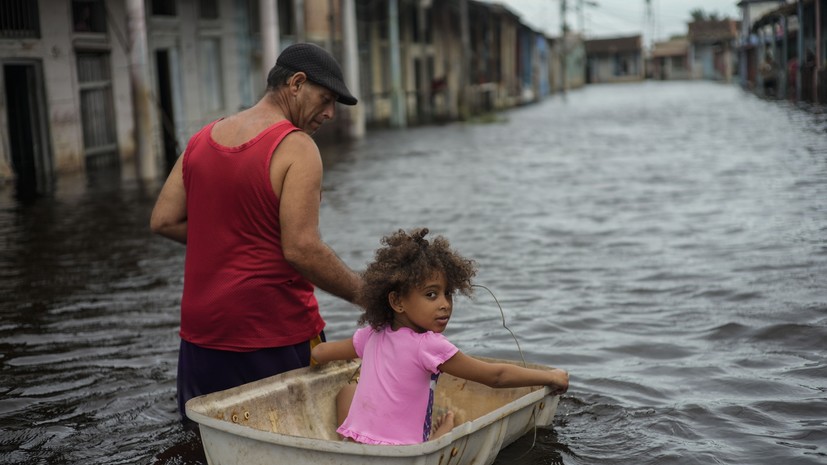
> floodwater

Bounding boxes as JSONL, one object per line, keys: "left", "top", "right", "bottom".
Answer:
{"left": 1, "top": 81, "right": 826, "bottom": 465}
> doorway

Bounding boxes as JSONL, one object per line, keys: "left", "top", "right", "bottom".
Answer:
{"left": 155, "top": 49, "right": 179, "bottom": 173}
{"left": 3, "top": 62, "right": 53, "bottom": 200}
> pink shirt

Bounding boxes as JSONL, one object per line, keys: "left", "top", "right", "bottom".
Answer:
{"left": 337, "top": 326, "right": 459, "bottom": 445}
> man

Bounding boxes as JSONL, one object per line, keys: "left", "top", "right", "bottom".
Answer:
{"left": 150, "top": 43, "right": 362, "bottom": 421}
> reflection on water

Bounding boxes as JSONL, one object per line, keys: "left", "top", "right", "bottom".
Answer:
{"left": 1, "top": 81, "right": 826, "bottom": 465}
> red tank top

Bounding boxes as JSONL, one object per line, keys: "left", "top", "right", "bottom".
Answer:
{"left": 180, "top": 119, "right": 324, "bottom": 351}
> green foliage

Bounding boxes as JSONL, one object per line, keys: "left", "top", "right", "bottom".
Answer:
{"left": 690, "top": 8, "right": 725, "bottom": 22}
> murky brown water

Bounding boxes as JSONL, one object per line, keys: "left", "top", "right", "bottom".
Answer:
{"left": 2, "top": 81, "right": 826, "bottom": 464}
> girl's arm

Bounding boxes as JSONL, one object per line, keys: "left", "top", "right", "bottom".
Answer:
{"left": 439, "top": 352, "right": 569, "bottom": 395}
{"left": 311, "top": 338, "right": 358, "bottom": 364}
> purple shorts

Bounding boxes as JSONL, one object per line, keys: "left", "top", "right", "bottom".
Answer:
{"left": 177, "top": 334, "right": 324, "bottom": 422}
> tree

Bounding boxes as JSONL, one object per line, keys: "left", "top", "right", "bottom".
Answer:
{"left": 690, "top": 9, "right": 726, "bottom": 22}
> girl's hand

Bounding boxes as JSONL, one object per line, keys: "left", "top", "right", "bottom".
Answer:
{"left": 311, "top": 338, "right": 357, "bottom": 364}
{"left": 547, "top": 369, "right": 569, "bottom": 395}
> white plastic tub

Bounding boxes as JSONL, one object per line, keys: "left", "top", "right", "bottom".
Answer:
{"left": 186, "top": 357, "right": 560, "bottom": 465}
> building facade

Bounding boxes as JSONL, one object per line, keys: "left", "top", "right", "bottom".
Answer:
{"left": 585, "top": 35, "right": 645, "bottom": 84}
{"left": 2, "top": 0, "right": 587, "bottom": 196}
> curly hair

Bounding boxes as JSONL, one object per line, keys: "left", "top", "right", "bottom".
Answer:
{"left": 357, "top": 228, "right": 477, "bottom": 330}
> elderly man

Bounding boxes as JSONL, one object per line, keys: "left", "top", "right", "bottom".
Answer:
{"left": 150, "top": 43, "right": 362, "bottom": 422}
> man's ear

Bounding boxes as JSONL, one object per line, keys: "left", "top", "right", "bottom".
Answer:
{"left": 288, "top": 72, "right": 307, "bottom": 91}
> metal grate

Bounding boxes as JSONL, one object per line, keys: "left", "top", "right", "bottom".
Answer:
{"left": 77, "top": 52, "right": 119, "bottom": 170}
{"left": 199, "top": 0, "right": 218, "bottom": 19}
{"left": 0, "top": 0, "right": 40, "bottom": 39}
{"left": 72, "top": 0, "right": 107, "bottom": 34}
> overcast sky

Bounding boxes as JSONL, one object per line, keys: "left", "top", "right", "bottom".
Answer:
{"left": 480, "top": 0, "right": 742, "bottom": 44}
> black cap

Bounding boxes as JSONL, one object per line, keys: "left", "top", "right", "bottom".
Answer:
{"left": 276, "top": 43, "right": 358, "bottom": 106}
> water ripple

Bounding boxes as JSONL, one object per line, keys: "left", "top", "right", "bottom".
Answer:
{"left": 2, "top": 82, "right": 827, "bottom": 465}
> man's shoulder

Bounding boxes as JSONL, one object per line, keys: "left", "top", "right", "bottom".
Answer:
{"left": 280, "top": 129, "right": 318, "bottom": 153}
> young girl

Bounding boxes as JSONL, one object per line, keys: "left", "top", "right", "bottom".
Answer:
{"left": 311, "top": 228, "right": 569, "bottom": 445}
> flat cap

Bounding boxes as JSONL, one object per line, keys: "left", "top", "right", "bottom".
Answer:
{"left": 276, "top": 43, "right": 357, "bottom": 106}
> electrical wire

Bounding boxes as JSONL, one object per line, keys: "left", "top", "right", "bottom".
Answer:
{"left": 472, "top": 284, "right": 527, "bottom": 368}
{"left": 472, "top": 283, "right": 539, "bottom": 459}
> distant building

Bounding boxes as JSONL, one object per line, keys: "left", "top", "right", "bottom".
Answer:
{"left": 739, "top": 0, "right": 826, "bottom": 103}
{"left": 649, "top": 37, "right": 691, "bottom": 80}
{"left": 584, "top": 35, "right": 644, "bottom": 83}
{"left": 688, "top": 19, "right": 739, "bottom": 81}
{"left": 0, "top": 0, "right": 360, "bottom": 195}
{"left": 1, "top": 0, "right": 590, "bottom": 196}
{"left": 0, "top": 0, "right": 364, "bottom": 195}
{"left": 736, "top": 0, "right": 792, "bottom": 92}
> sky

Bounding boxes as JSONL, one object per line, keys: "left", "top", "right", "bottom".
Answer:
{"left": 481, "top": 0, "right": 742, "bottom": 45}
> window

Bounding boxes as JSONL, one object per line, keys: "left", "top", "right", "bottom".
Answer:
{"left": 152, "top": 0, "right": 176, "bottom": 17}
{"left": 199, "top": 37, "right": 224, "bottom": 112}
{"left": 410, "top": 3, "right": 432, "bottom": 44}
{"left": 278, "top": 0, "right": 294, "bottom": 36}
{"left": 246, "top": 0, "right": 259, "bottom": 35}
{"left": 76, "top": 52, "right": 119, "bottom": 168}
{"left": 199, "top": 0, "right": 219, "bottom": 20}
{"left": 0, "top": 0, "right": 40, "bottom": 39}
{"left": 247, "top": 0, "right": 295, "bottom": 36}
{"left": 72, "top": 0, "right": 107, "bottom": 34}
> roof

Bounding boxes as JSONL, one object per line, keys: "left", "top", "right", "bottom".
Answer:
{"left": 751, "top": 0, "right": 812, "bottom": 31}
{"left": 650, "top": 38, "right": 689, "bottom": 58}
{"left": 688, "top": 19, "right": 740, "bottom": 42}
{"left": 472, "top": 1, "right": 527, "bottom": 22}
{"left": 584, "top": 35, "right": 642, "bottom": 54}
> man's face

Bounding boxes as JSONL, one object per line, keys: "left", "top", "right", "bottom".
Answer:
{"left": 296, "top": 80, "right": 337, "bottom": 134}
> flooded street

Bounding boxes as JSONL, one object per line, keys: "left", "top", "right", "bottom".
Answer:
{"left": 2, "top": 81, "right": 826, "bottom": 464}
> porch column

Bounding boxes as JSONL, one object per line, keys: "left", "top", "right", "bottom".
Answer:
{"left": 389, "top": 0, "right": 406, "bottom": 128}
{"left": 294, "top": 0, "right": 305, "bottom": 42}
{"left": 126, "top": 0, "right": 157, "bottom": 181}
{"left": 816, "top": 0, "right": 822, "bottom": 102}
{"left": 417, "top": 0, "right": 432, "bottom": 123}
{"left": 739, "top": 5, "right": 750, "bottom": 87}
{"left": 459, "top": 0, "right": 471, "bottom": 116}
{"left": 342, "top": 0, "right": 364, "bottom": 137}
{"left": 797, "top": 0, "right": 804, "bottom": 100}
{"left": 560, "top": 0, "right": 568, "bottom": 93}
{"left": 757, "top": 26, "right": 765, "bottom": 91}
{"left": 781, "top": 15, "right": 788, "bottom": 96}
{"left": 261, "top": 0, "right": 280, "bottom": 72}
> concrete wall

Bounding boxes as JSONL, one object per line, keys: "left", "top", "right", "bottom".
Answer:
{"left": 1, "top": 0, "right": 255, "bottom": 186}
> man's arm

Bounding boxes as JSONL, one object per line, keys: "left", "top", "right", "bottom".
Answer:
{"left": 150, "top": 154, "right": 188, "bottom": 244}
{"left": 275, "top": 133, "right": 362, "bottom": 303}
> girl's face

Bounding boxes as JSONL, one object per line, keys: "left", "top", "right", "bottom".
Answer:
{"left": 390, "top": 271, "right": 453, "bottom": 334}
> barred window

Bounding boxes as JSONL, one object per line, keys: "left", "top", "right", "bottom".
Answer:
{"left": 152, "top": 0, "right": 176, "bottom": 16}
{"left": 76, "top": 52, "right": 118, "bottom": 167}
{"left": 72, "top": 0, "right": 106, "bottom": 34}
{"left": 0, "top": 0, "right": 40, "bottom": 39}
{"left": 199, "top": 37, "right": 224, "bottom": 112}
{"left": 200, "top": 0, "right": 219, "bottom": 19}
